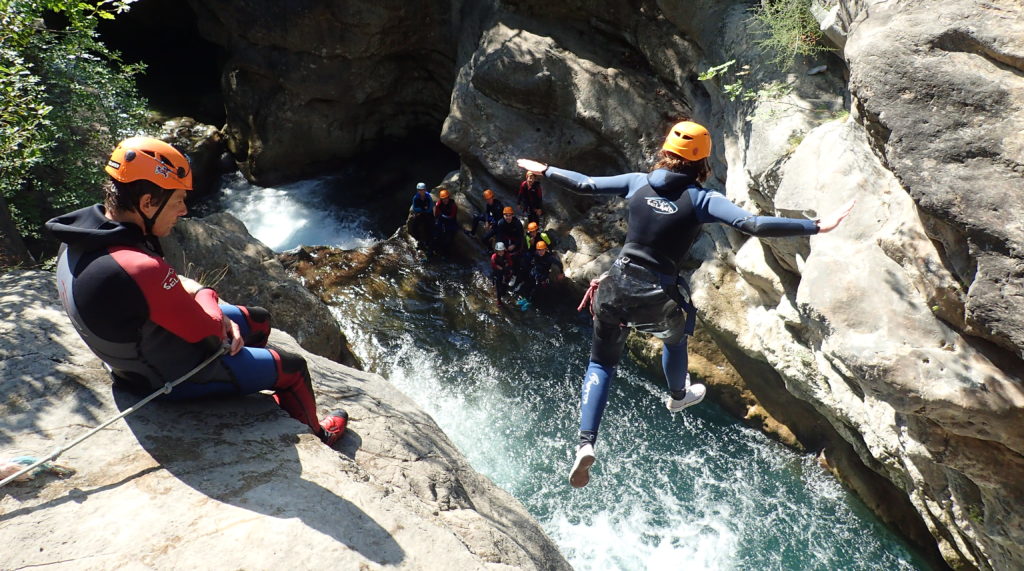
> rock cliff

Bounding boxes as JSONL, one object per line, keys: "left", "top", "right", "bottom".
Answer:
{"left": 183, "top": 0, "right": 1023, "bottom": 568}
{"left": 0, "top": 268, "right": 570, "bottom": 570}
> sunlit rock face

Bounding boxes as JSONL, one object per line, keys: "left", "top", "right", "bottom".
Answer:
{"left": 189, "top": 0, "right": 1023, "bottom": 568}
{"left": 0, "top": 270, "right": 571, "bottom": 571}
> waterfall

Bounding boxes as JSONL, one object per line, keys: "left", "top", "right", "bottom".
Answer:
{"left": 216, "top": 174, "right": 927, "bottom": 570}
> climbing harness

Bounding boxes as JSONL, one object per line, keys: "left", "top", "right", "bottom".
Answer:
{"left": 578, "top": 258, "right": 698, "bottom": 336}
{"left": 0, "top": 345, "right": 227, "bottom": 490}
{"left": 613, "top": 257, "right": 698, "bottom": 336}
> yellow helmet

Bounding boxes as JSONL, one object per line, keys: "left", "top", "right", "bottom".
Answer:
{"left": 439, "top": 189, "right": 450, "bottom": 199}
{"left": 662, "top": 121, "right": 711, "bottom": 161}
{"left": 527, "top": 222, "right": 539, "bottom": 231}
{"left": 483, "top": 189, "right": 494, "bottom": 199}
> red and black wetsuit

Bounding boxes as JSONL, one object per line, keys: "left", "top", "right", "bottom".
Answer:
{"left": 518, "top": 179, "right": 543, "bottom": 224}
{"left": 45, "top": 204, "right": 322, "bottom": 433}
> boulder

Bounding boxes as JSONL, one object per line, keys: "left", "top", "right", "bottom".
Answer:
{"left": 161, "top": 212, "right": 359, "bottom": 368}
{"left": 845, "top": 0, "right": 1024, "bottom": 355}
{"left": 0, "top": 270, "right": 570, "bottom": 570}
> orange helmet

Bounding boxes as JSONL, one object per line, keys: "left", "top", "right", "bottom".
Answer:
{"left": 439, "top": 189, "right": 450, "bottom": 199}
{"left": 535, "top": 240, "right": 547, "bottom": 251}
{"left": 662, "top": 121, "right": 711, "bottom": 161}
{"left": 105, "top": 136, "right": 192, "bottom": 190}
{"left": 502, "top": 206, "right": 514, "bottom": 215}
{"left": 483, "top": 189, "right": 494, "bottom": 199}
{"left": 527, "top": 222, "right": 539, "bottom": 231}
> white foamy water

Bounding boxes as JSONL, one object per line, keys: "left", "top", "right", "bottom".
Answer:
{"left": 219, "top": 177, "right": 926, "bottom": 570}
{"left": 219, "top": 172, "right": 379, "bottom": 251}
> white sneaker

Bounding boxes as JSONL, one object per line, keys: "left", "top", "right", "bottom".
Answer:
{"left": 666, "top": 383, "right": 706, "bottom": 412}
{"left": 569, "top": 443, "right": 596, "bottom": 488}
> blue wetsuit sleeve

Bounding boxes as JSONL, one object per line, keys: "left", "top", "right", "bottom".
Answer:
{"left": 545, "top": 166, "right": 645, "bottom": 198}
{"left": 698, "top": 189, "right": 819, "bottom": 236}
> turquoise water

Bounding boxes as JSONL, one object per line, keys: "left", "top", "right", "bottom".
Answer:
{"left": 221, "top": 178, "right": 929, "bottom": 570}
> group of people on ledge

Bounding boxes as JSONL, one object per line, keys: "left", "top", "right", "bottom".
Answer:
{"left": 43, "top": 119, "right": 853, "bottom": 491}
{"left": 406, "top": 175, "right": 562, "bottom": 310}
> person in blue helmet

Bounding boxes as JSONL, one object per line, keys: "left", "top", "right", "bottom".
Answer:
{"left": 517, "top": 120, "right": 854, "bottom": 488}
{"left": 45, "top": 136, "right": 348, "bottom": 448}
{"left": 408, "top": 182, "right": 434, "bottom": 250}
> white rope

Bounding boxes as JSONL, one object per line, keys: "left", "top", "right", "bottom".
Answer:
{"left": 0, "top": 345, "right": 227, "bottom": 490}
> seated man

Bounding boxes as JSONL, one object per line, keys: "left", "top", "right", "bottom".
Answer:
{"left": 45, "top": 136, "right": 348, "bottom": 446}
{"left": 467, "top": 189, "right": 504, "bottom": 237}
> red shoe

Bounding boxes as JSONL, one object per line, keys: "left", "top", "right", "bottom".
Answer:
{"left": 319, "top": 409, "right": 348, "bottom": 447}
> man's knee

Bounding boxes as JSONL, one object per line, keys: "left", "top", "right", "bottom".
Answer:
{"left": 240, "top": 306, "right": 272, "bottom": 346}
{"left": 273, "top": 349, "right": 311, "bottom": 390}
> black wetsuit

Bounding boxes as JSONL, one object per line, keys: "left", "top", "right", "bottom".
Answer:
{"left": 409, "top": 191, "right": 434, "bottom": 247}
{"left": 544, "top": 165, "right": 819, "bottom": 444}
{"left": 485, "top": 217, "right": 526, "bottom": 253}
{"left": 470, "top": 198, "right": 505, "bottom": 235}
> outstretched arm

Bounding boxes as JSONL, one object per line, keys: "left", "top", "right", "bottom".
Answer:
{"left": 702, "top": 191, "right": 856, "bottom": 237}
{"left": 703, "top": 192, "right": 817, "bottom": 236}
{"left": 516, "top": 159, "right": 637, "bottom": 197}
{"left": 816, "top": 199, "right": 856, "bottom": 233}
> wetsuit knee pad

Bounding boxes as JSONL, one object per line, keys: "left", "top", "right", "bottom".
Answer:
{"left": 239, "top": 306, "right": 271, "bottom": 347}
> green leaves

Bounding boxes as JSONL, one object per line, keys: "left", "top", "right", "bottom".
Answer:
{"left": 751, "top": 0, "right": 832, "bottom": 70}
{"left": 0, "top": 0, "right": 146, "bottom": 243}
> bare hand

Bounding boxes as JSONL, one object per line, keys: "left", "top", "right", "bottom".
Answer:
{"left": 517, "top": 159, "right": 547, "bottom": 175}
{"left": 223, "top": 316, "right": 244, "bottom": 355}
{"left": 817, "top": 199, "right": 856, "bottom": 233}
{"left": 179, "top": 276, "right": 204, "bottom": 295}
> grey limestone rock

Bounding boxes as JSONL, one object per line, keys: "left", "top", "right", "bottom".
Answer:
{"left": 0, "top": 270, "right": 570, "bottom": 570}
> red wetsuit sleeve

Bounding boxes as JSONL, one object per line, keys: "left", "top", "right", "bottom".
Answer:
{"left": 109, "top": 247, "right": 224, "bottom": 344}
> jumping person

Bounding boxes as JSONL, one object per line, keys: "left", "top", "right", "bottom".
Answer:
{"left": 517, "top": 121, "right": 854, "bottom": 488}
{"left": 45, "top": 136, "right": 348, "bottom": 447}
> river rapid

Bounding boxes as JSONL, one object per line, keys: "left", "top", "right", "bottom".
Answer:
{"left": 214, "top": 173, "right": 930, "bottom": 570}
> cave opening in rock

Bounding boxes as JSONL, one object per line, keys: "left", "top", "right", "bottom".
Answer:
{"left": 98, "top": 0, "right": 226, "bottom": 126}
